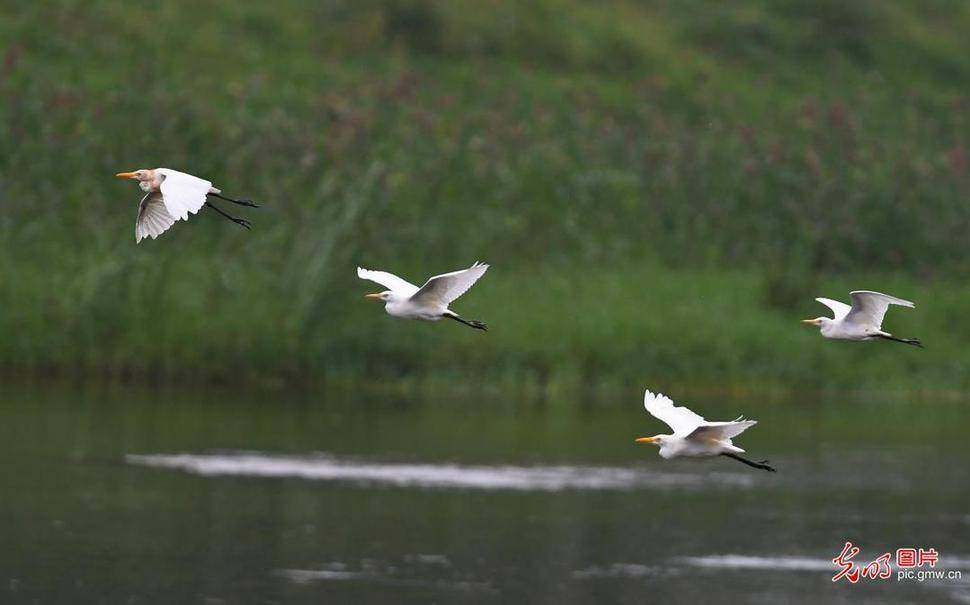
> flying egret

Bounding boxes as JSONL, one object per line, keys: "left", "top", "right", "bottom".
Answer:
{"left": 635, "top": 390, "right": 775, "bottom": 472}
{"left": 802, "top": 291, "right": 921, "bottom": 347}
{"left": 357, "top": 262, "right": 489, "bottom": 331}
{"left": 115, "top": 168, "right": 259, "bottom": 242}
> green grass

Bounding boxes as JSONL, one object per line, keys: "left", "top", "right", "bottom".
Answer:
{"left": 1, "top": 0, "right": 969, "bottom": 391}
{"left": 2, "top": 257, "right": 966, "bottom": 394}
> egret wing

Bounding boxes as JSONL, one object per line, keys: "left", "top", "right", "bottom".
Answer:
{"left": 643, "top": 390, "right": 705, "bottom": 434}
{"left": 688, "top": 420, "right": 757, "bottom": 441}
{"left": 157, "top": 168, "right": 211, "bottom": 221}
{"left": 815, "top": 297, "right": 852, "bottom": 320}
{"left": 356, "top": 267, "right": 420, "bottom": 296}
{"left": 135, "top": 192, "right": 177, "bottom": 243}
{"left": 847, "top": 290, "right": 914, "bottom": 329}
{"left": 411, "top": 262, "right": 489, "bottom": 306}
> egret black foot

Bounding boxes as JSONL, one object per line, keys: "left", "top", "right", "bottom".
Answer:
{"left": 722, "top": 452, "right": 777, "bottom": 472}
{"left": 876, "top": 334, "right": 923, "bottom": 348}
{"left": 209, "top": 192, "right": 261, "bottom": 208}
{"left": 446, "top": 314, "right": 488, "bottom": 331}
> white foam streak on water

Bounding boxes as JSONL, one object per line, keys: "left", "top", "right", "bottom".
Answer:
{"left": 276, "top": 568, "right": 493, "bottom": 591}
{"left": 939, "top": 556, "right": 970, "bottom": 570}
{"left": 125, "top": 452, "right": 756, "bottom": 492}
{"left": 573, "top": 563, "right": 675, "bottom": 579}
{"left": 573, "top": 556, "right": 835, "bottom": 579}
{"left": 680, "top": 553, "right": 970, "bottom": 573}
{"left": 275, "top": 560, "right": 493, "bottom": 592}
{"left": 678, "top": 554, "right": 837, "bottom": 571}
{"left": 278, "top": 568, "right": 368, "bottom": 583}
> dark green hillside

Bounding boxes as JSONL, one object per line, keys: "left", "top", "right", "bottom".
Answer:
{"left": 1, "top": 1, "right": 968, "bottom": 391}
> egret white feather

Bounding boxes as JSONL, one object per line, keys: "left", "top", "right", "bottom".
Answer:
{"left": 355, "top": 268, "right": 420, "bottom": 297}
{"left": 814, "top": 298, "right": 852, "bottom": 321}
{"left": 156, "top": 168, "right": 211, "bottom": 221}
{"left": 803, "top": 290, "right": 920, "bottom": 347}
{"left": 358, "top": 262, "right": 490, "bottom": 331}
{"left": 135, "top": 192, "right": 177, "bottom": 243}
{"left": 643, "top": 390, "right": 706, "bottom": 435}
{"left": 117, "top": 167, "right": 256, "bottom": 242}
{"left": 412, "top": 261, "right": 489, "bottom": 306}
{"left": 636, "top": 389, "right": 773, "bottom": 472}
{"left": 846, "top": 290, "right": 914, "bottom": 329}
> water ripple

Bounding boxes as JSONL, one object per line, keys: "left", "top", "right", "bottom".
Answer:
{"left": 125, "top": 451, "right": 756, "bottom": 492}
{"left": 274, "top": 559, "right": 492, "bottom": 593}
{"left": 677, "top": 554, "right": 834, "bottom": 571}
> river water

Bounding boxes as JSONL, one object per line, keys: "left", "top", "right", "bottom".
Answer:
{"left": 1, "top": 384, "right": 968, "bottom": 604}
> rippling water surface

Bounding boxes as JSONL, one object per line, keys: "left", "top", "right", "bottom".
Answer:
{"left": 1, "top": 385, "right": 968, "bottom": 604}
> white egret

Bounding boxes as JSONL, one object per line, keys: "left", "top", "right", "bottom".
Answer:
{"left": 635, "top": 390, "right": 775, "bottom": 472}
{"left": 802, "top": 291, "right": 921, "bottom": 347}
{"left": 357, "top": 262, "right": 489, "bottom": 331}
{"left": 115, "top": 168, "right": 258, "bottom": 242}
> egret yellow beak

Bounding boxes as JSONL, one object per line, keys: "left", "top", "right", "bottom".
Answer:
{"left": 801, "top": 319, "right": 820, "bottom": 325}
{"left": 365, "top": 293, "right": 382, "bottom": 299}
{"left": 115, "top": 171, "right": 138, "bottom": 179}
{"left": 635, "top": 436, "right": 658, "bottom": 444}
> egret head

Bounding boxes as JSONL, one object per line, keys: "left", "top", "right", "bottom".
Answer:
{"left": 116, "top": 169, "right": 158, "bottom": 191}
{"left": 801, "top": 317, "right": 829, "bottom": 330}
{"left": 365, "top": 291, "right": 394, "bottom": 302}
{"left": 634, "top": 435, "right": 667, "bottom": 447}
{"left": 115, "top": 169, "right": 153, "bottom": 182}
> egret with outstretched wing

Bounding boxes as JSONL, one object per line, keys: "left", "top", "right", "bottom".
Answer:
{"left": 802, "top": 291, "right": 921, "bottom": 347}
{"left": 116, "top": 168, "right": 259, "bottom": 242}
{"left": 635, "top": 390, "right": 775, "bottom": 472}
{"left": 358, "top": 262, "right": 490, "bottom": 331}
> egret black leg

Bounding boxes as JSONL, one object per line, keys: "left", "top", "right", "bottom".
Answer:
{"left": 204, "top": 201, "right": 252, "bottom": 230}
{"left": 875, "top": 334, "right": 923, "bottom": 348}
{"left": 208, "top": 192, "right": 260, "bottom": 208}
{"left": 721, "top": 452, "right": 776, "bottom": 472}
{"left": 445, "top": 314, "right": 488, "bottom": 332}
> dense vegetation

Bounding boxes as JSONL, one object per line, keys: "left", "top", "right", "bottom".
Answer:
{"left": 1, "top": 1, "right": 968, "bottom": 392}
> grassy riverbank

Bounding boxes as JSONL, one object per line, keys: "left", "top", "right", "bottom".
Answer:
{"left": 1, "top": 1, "right": 968, "bottom": 391}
